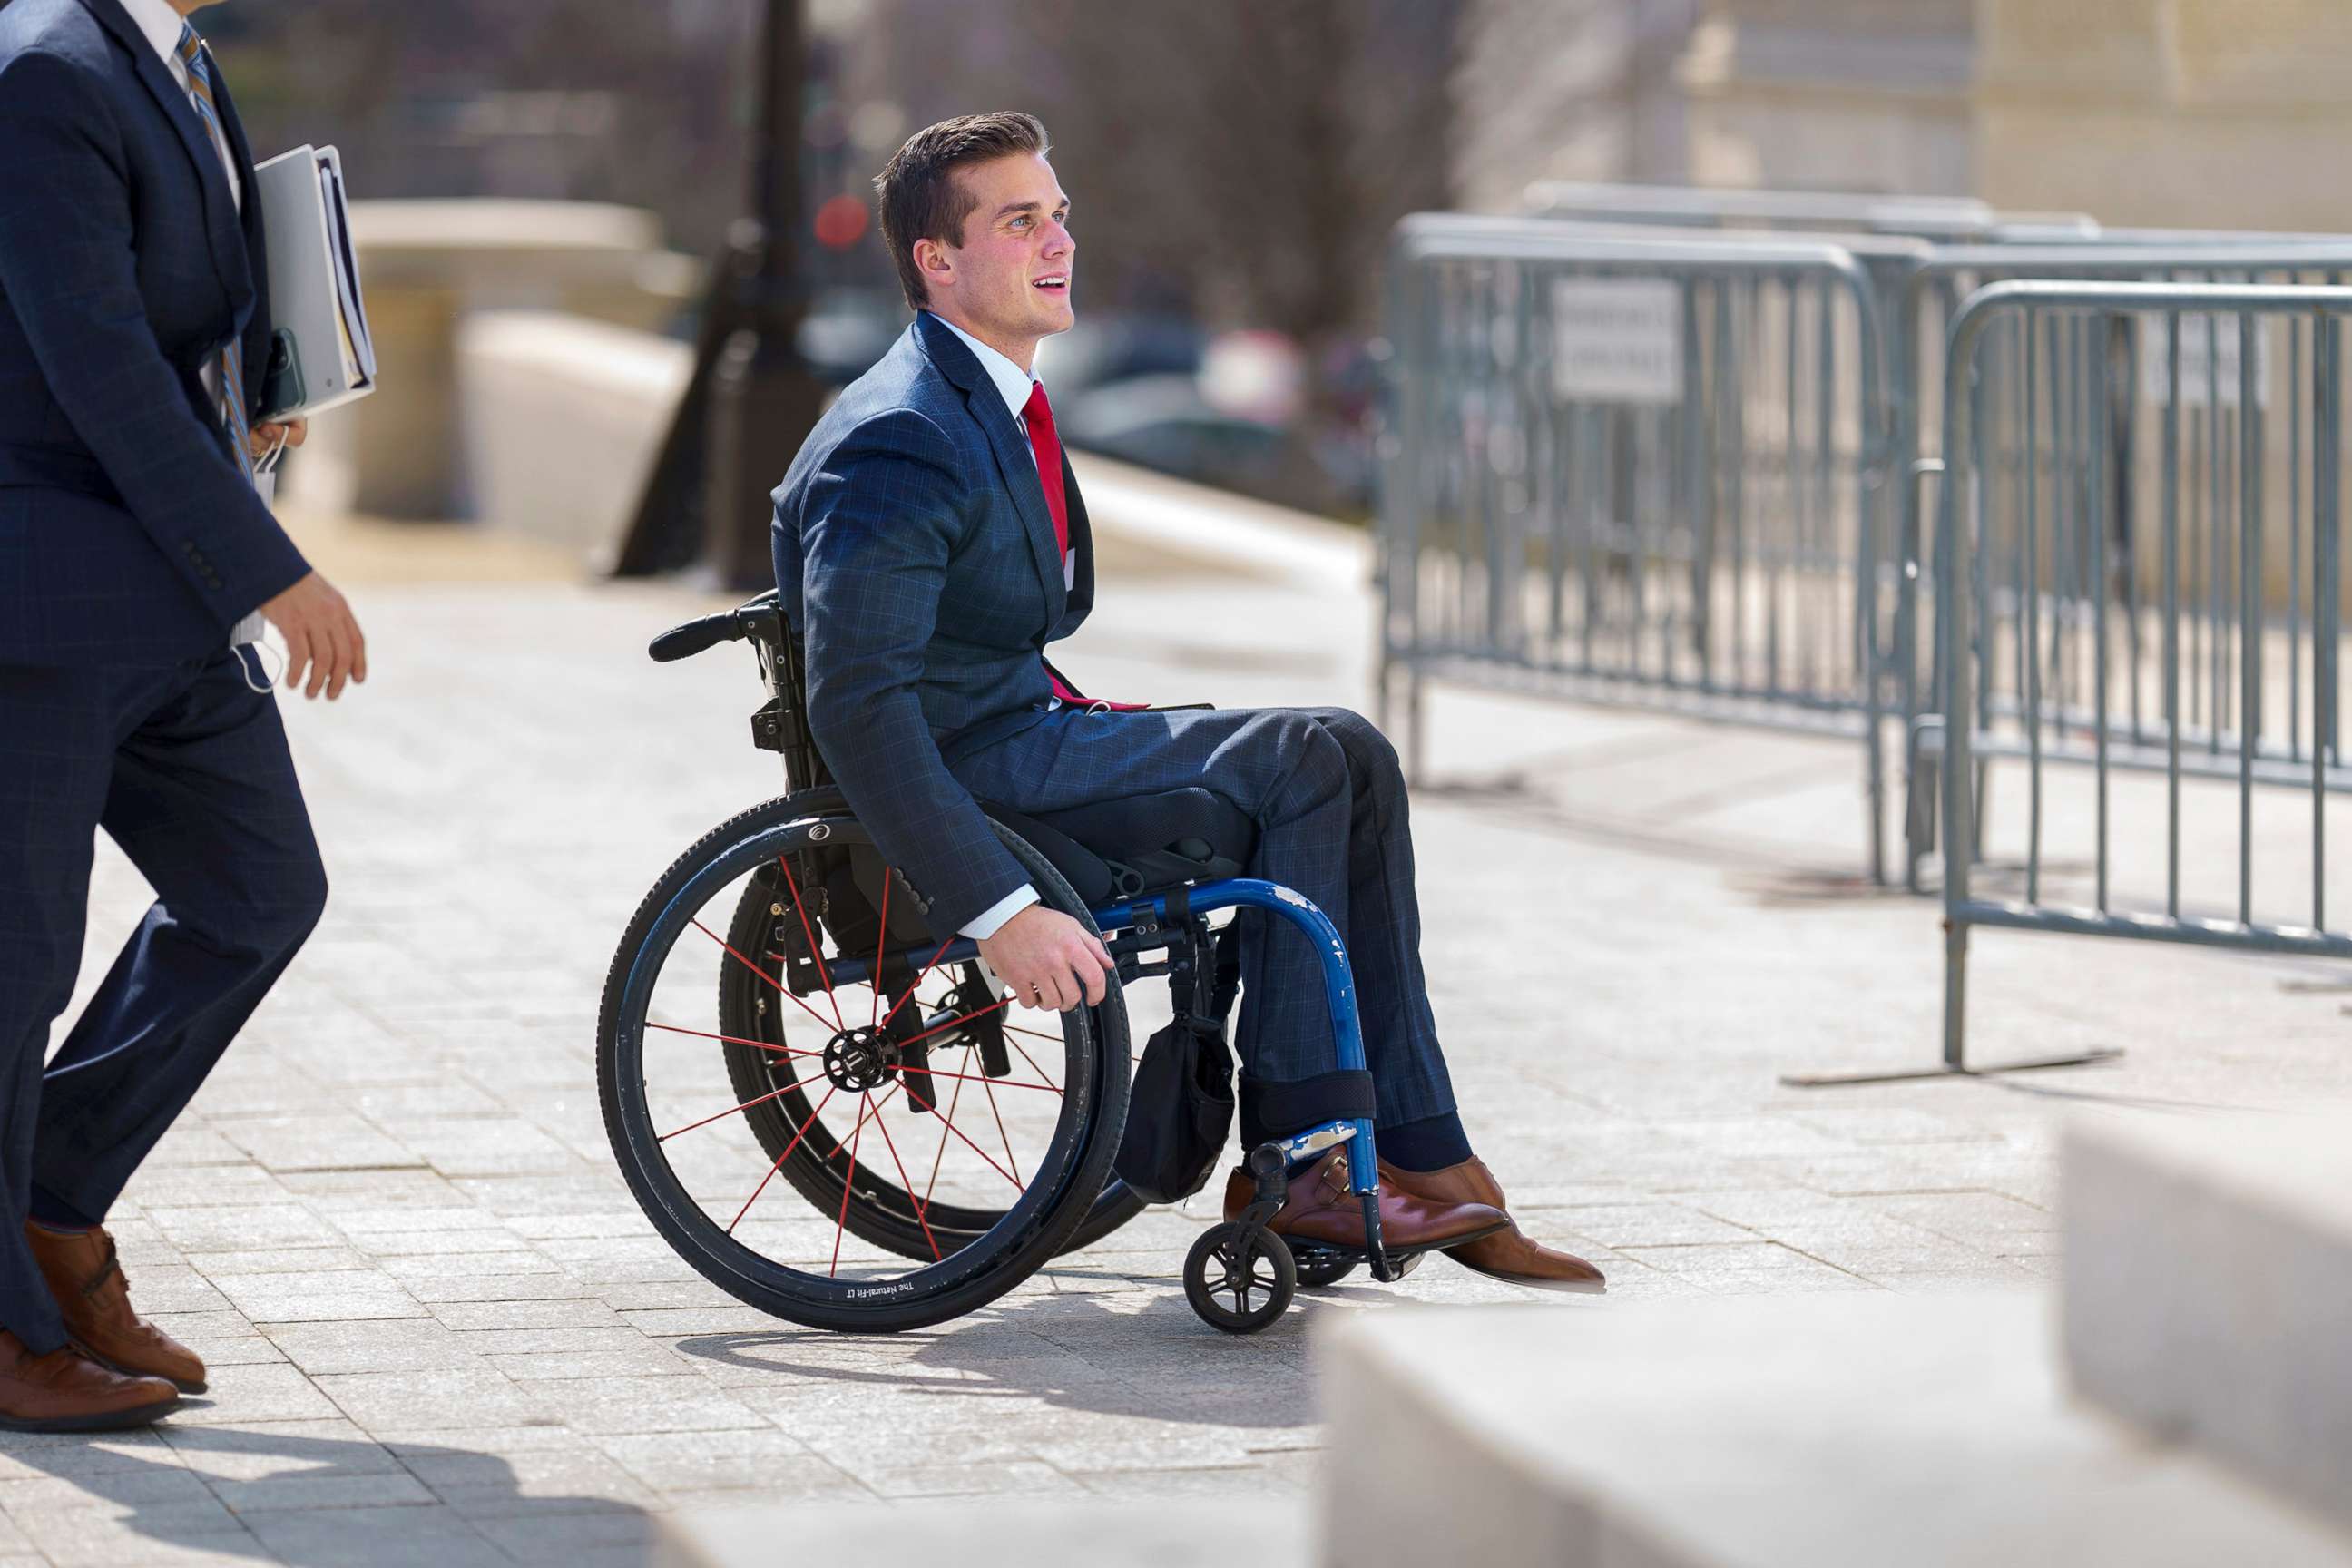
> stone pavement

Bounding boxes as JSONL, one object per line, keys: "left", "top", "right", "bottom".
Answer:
{"left": 35, "top": 516, "right": 2352, "bottom": 1566}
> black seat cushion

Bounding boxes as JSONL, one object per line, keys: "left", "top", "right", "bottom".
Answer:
{"left": 983, "top": 788, "right": 1259, "bottom": 907}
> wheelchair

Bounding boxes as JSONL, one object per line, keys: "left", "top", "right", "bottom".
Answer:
{"left": 597, "top": 591, "right": 1413, "bottom": 1335}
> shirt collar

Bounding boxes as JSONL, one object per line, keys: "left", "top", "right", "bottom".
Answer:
{"left": 120, "top": 0, "right": 194, "bottom": 74}
{"left": 924, "top": 311, "right": 1038, "bottom": 421}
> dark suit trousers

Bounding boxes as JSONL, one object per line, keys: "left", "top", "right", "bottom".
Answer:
{"left": 948, "top": 704, "right": 1456, "bottom": 1139}
{"left": 0, "top": 652, "right": 325, "bottom": 1353}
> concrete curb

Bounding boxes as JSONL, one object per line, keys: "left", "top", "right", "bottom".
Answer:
{"left": 1317, "top": 1293, "right": 2352, "bottom": 1568}
{"left": 2063, "top": 1107, "right": 2352, "bottom": 1535}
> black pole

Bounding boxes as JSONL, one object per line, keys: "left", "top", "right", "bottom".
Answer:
{"left": 613, "top": 0, "right": 825, "bottom": 587}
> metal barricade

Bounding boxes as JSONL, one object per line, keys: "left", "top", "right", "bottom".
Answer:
{"left": 1891, "top": 245, "right": 2352, "bottom": 888}
{"left": 1802, "top": 280, "right": 2352, "bottom": 1083}
{"left": 1377, "top": 217, "right": 1896, "bottom": 879}
{"left": 1522, "top": 180, "right": 2098, "bottom": 242}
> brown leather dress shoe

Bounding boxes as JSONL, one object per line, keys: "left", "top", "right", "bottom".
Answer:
{"left": 1220, "top": 1146, "right": 1510, "bottom": 1253}
{"left": 24, "top": 1223, "right": 208, "bottom": 1393}
{"left": 1378, "top": 1158, "right": 1607, "bottom": 1293}
{"left": 0, "top": 1330, "right": 177, "bottom": 1433}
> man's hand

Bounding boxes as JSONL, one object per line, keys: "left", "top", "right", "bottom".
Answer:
{"left": 249, "top": 416, "right": 308, "bottom": 461}
{"left": 257, "top": 570, "right": 368, "bottom": 701}
{"left": 975, "top": 905, "right": 1115, "bottom": 1012}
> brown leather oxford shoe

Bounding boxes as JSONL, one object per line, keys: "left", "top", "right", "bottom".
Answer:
{"left": 24, "top": 1222, "right": 208, "bottom": 1393}
{"left": 1378, "top": 1158, "right": 1606, "bottom": 1293}
{"left": 1220, "top": 1146, "right": 1510, "bottom": 1254}
{"left": 0, "top": 1330, "right": 177, "bottom": 1433}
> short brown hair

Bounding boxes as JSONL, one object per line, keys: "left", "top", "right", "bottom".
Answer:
{"left": 874, "top": 112, "right": 1051, "bottom": 311}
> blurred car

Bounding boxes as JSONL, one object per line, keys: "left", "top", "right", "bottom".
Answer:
{"left": 1060, "top": 374, "right": 1369, "bottom": 516}
{"left": 1032, "top": 315, "right": 1205, "bottom": 397}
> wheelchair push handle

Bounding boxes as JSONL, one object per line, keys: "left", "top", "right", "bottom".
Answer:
{"left": 648, "top": 592, "right": 786, "bottom": 663}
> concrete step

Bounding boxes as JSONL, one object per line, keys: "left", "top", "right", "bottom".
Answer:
{"left": 2063, "top": 1107, "right": 2352, "bottom": 1535}
{"left": 1318, "top": 1291, "right": 2352, "bottom": 1568}
{"left": 658, "top": 1495, "right": 1309, "bottom": 1568}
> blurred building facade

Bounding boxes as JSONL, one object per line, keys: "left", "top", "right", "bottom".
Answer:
{"left": 1454, "top": 0, "right": 2352, "bottom": 233}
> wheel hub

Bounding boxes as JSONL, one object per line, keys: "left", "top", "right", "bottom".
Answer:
{"left": 822, "top": 1026, "right": 892, "bottom": 1093}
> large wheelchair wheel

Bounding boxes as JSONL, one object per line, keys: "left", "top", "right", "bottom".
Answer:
{"left": 598, "top": 796, "right": 1132, "bottom": 1333}
{"left": 715, "top": 878, "right": 1146, "bottom": 1260}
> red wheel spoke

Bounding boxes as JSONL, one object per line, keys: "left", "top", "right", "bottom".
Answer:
{"left": 776, "top": 854, "right": 844, "bottom": 1031}
{"left": 898, "top": 995, "right": 1013, "bottom": 1050}
{"left": 728, "top": 1083, "right": 838, "bottom": 1232}
{"left": 877, "top": 935, "right": 961, "bottom": 1033}
{"left": 692, "top": 918, "right": 838, "bottom": 1034}
{"left": 867, "top": 1101, "right": 942, "bottom": 1262}
{"left": 923, "top": 1058, "right": 970, "bottom": 1212}
{"left": 645, "top": 1020, "right": 821, "bottom": 1059}
{"left": 931, "top": 1091, "right": 1025, "bottom": 1191}
{"left": 658, "top": 1075, "right": 808, "bottom": 1142}
{"left": 979, "top": 1073, "right": 1021, "bottom": 1188}
{"left": 887, "top": 1063, "right": 1059, "bottom": 1094}
{"left": 818, "top": 1081, "right": 900, "bottom": 1167}
{"left": 870, "top": 870, "right": 891, "bottom": 1027}
{"left": 1003, "top": 1023, "right": 1064, "bottom": 1045}
{"left": 831, "top": 1093, "right": 874, "bottom": 1278}
{"left": 1006, "top": 1035, "right": 1064, "bottom": 1093}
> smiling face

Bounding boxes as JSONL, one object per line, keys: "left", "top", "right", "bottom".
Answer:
{"left": 914, "top": 152, "right": 1073, "bottom": 372}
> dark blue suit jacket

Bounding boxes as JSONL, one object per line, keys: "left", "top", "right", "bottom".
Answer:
{"left": 0, "top": 0, "right": 308, "bottom": 665}
{"left": 772, "top": 311, "right": 1100, "bottom": 936}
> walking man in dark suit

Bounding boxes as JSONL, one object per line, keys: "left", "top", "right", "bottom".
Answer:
{"left": 0, "top": 0, "right": 368, "bottom": 1428}
{"left": 774, "top": 113, "right": 1602, "bottom": 1290}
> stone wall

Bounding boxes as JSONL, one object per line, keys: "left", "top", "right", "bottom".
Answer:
{"left": 1975, "top": 0, "right": 2352, "bottom": 231}
{"left": 1680, "top": 0, "right": 1975, "bottom": 195}
{"left": 1454, "top": 0, "right": 2352, "bottom": 236}
{"left": 1449, "top": 0, "right": 1698, "bottom": 211}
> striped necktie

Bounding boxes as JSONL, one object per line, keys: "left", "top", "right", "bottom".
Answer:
{"left": 175, "top": 23, "right": 255, "bottom": 485}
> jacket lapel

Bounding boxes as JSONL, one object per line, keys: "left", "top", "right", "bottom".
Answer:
{"left": 914, "top": 314, "right": 1067, "bottom": 627}
{"left": 76, "top": 0, "right": 249, "bottom": 327}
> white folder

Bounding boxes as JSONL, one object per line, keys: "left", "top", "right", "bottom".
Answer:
{"left": 252, "top": 143, "right": 377, "bottom": 421}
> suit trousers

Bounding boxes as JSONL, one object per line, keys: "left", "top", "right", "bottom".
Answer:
{"left": 947, "top": 704, "right": 1456, "bottom": 1138}
{"left": 0, "top": 651, "right": 325, "bottom": 1353}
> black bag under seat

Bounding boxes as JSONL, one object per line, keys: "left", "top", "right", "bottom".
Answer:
{"left": 1114, "top": 1014, "right": 1235, "bottom": 1204}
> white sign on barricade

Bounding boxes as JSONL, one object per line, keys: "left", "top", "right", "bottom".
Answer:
{"left": 2140, "top": 313, "right": 2273, "bottom": 409}
{"left": 1550, "top": 278, "right": 1683, "bottom": 406}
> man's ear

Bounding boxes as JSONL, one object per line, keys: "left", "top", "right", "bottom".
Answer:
{"left": 913, "top": 237, "right": 955, "bottom": 294}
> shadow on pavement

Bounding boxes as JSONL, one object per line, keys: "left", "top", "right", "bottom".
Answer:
{"left": 3, "top": 1419, "right": 655, "bottom": 1566}
{"left": 672, "top": 1288, "right": 1332, "bottom": 1432}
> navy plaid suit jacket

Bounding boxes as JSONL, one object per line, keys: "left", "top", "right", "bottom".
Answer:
{"left": 771, "top": 311, "right": 1100, "bottom": 936}
{"left": 0, "top": 0, "right": 307, "bottom": 664}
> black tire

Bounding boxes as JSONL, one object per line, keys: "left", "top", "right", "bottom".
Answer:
{"left": 1291, "top": 1248, "right": 1359, "bottom": 1289}
{"left": 599, "top": 794, "right": 1131, "bottom": 1333}
{"left": 1184, "top": 1222, "right": 1296, "bottom": 1335}
{"left": 715, "top": 877, "right": 1147, "bottom": 1261}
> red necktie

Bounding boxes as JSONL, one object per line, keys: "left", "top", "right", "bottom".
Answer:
{"left": 1024, "top": 381, "right": 1145, "bottom": 710}
{"left": 1023, "top": 380, "right": 1070, "bottom": 564}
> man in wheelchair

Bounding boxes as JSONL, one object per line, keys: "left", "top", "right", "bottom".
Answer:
{"left": 769, "top": 112, "right": 1600, "bottom": 1293}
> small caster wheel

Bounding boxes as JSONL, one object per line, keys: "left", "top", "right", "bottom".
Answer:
{"left": 1184, "top": 1222, "right": 1297, "bottom": 1334}
{"left": 1293, "top": 1248, "right": 1359, "bottom": 1289}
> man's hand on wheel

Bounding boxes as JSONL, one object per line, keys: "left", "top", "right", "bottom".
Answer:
{"left": 257, "top": 570, "right": 368, "bottom": 701}
{"left": 975, "top": 905, "right": 1114, "bottom": 1013}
